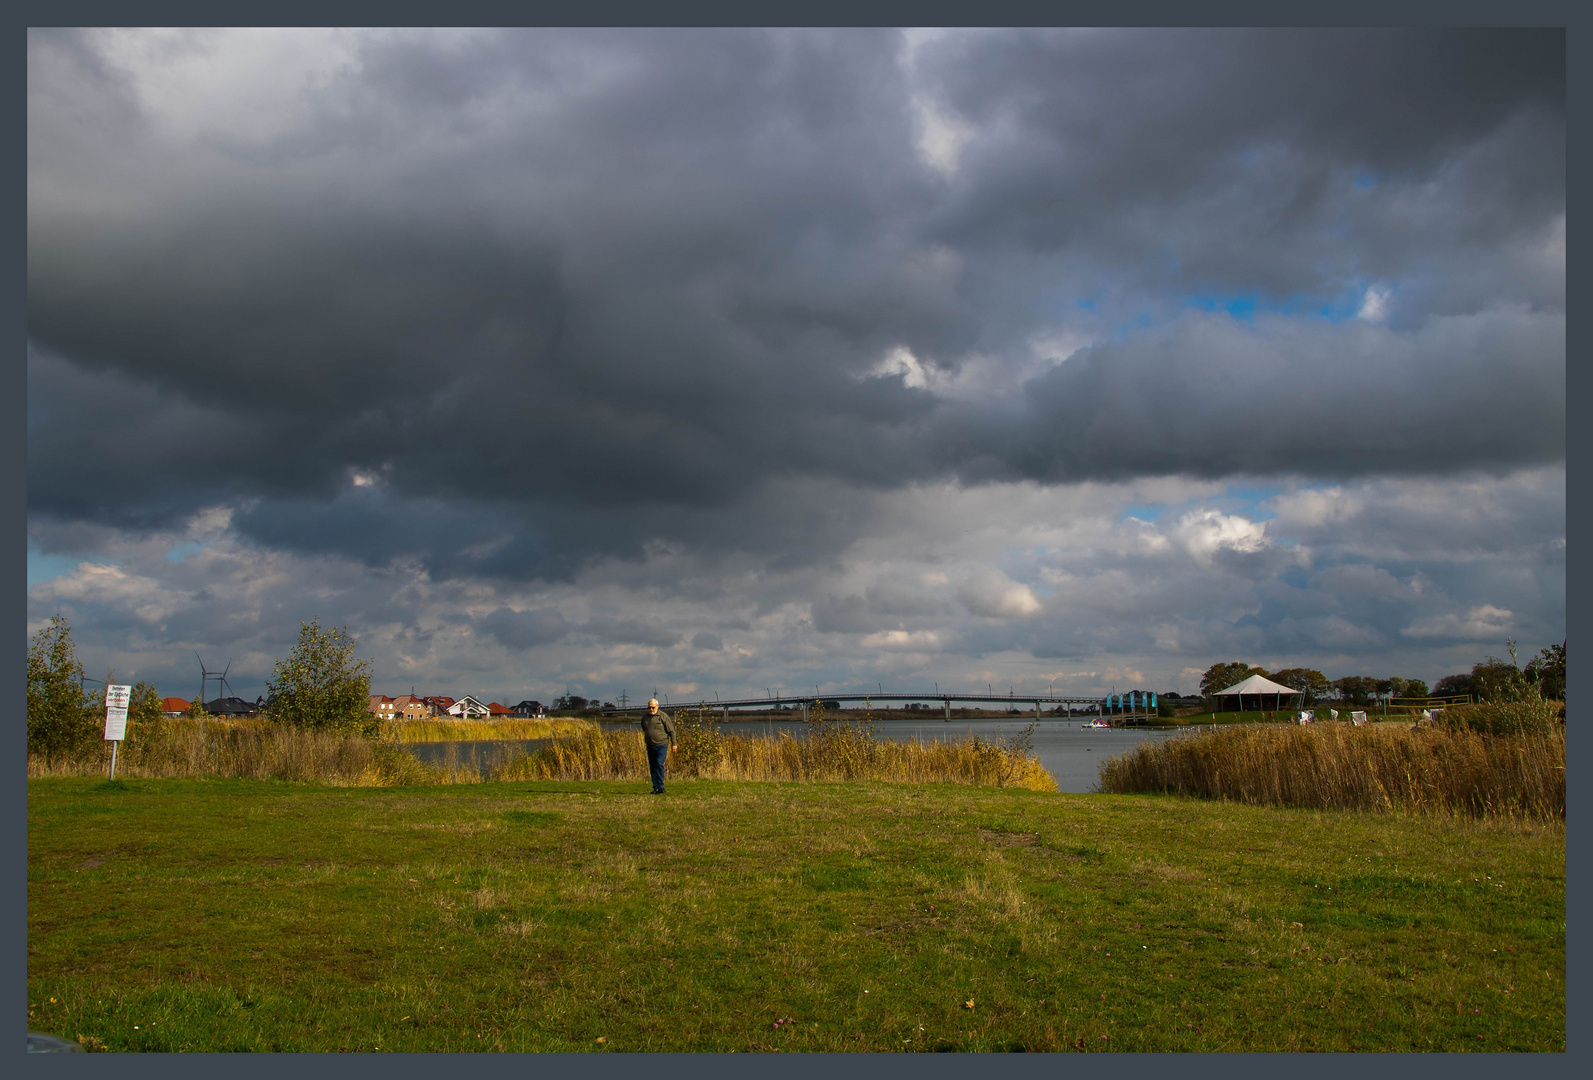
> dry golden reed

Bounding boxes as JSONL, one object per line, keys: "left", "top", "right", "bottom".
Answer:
{"left": 386, "top": 717, "right": 595, "bottom": 742}
{"left": 1097, "top": 721, "right": 1564, "bottom": 819}
{"left": 26, "top": 714, "right": 1056, "bottom": 792}
{"left": 490, "top": 720, "right": 1058, "bottom": 792}
{"left": 26, "top": 718, "right": 460, "bottom": 786}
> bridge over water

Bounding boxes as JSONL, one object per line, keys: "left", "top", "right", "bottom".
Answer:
{"left": 607, "top": 690, "right": 1161, "bottom": 721}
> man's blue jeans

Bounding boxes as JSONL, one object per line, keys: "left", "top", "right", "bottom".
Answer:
{"left": 647, "top": 741, "right": 668, "bottom": 793}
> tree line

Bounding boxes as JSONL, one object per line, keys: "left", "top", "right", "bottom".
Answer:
{"left": 27, "top": 615, "right": 376, "bottom": 758}
{"left": 1197, "top": 639, "right": 1565, "bottom": 707}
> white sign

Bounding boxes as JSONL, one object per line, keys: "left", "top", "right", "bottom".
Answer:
{"left": 104, "top": 685, "right": 132, "bottom": 741}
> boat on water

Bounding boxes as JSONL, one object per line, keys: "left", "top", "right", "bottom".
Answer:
{"left": 1080, "top": 719, "right": 1111, "bottom": 729}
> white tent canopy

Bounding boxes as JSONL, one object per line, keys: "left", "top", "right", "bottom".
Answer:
{"left": 1213, "top": 674, "right": 1301, "bottom": 697}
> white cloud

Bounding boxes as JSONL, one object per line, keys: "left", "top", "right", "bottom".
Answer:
{"left": 1357, "top": 283, "right": 1391, "bottom": 322}
{"left": 32, "top": 562, "right": 182, "bottom": 626}
{"left": 1171, "top": 509, "right": 1267, "bottom": 566}
{"left": 957, "top": 569, "right": 1042, "bottom": 619}
{"left": 94, "top": 28, "right": 364, "bottom": 148}
{"left": 859, "top": 629, "right": 942, "bottom": 650}
{"left": 1402, "top": 604, "right": 1514, "bottom": 640}
{"left": 25, "top": 468, "right": 1563, "bottom": 701}
{"left": 872, "top": 345, "right": 934, "bottom": 390}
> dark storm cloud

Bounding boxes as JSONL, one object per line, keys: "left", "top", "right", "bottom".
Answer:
{"left": 478, "top": 606, "right": 569, "bottom": 650}
{"left": 952, "top": 306, "right": 1564, "bottom": 484}
{"left": 27, "top": 28, "right": 1564, "bottom": 580}
{"left": 919, "top": 29, "right": 1563, "bottom": 283}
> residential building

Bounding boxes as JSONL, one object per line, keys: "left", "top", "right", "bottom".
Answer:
{"left": 389, "top": 694, "right": 430, "bottom": 721}
{"left": 446, "top": 696, "right": 491, "bottom": 719}
{"left": 204, "top": 697, "right": 257, "bottom": 717}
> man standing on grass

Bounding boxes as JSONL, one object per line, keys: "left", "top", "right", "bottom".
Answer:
{"left": 641, "top": 698, "right": 676, "bottom": 794}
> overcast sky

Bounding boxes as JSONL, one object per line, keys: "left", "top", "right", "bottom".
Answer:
{"left": 27, "top": 28, "right": 1564, "bottom": 705}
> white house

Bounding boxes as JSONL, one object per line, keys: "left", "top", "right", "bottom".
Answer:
{"left": 446, "top": 695, "right": 492, "bottom": 719}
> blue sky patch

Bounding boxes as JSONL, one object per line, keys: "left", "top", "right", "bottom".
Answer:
{"left": 1222, "top": 483, "right": 1281, "bottom": 521}
{"left": 166, "top": 541, "right": 208, "bottom": 563}
{"left": 1119, "top": 503, "right": 1167, "bottom": 523}
{"left": 28, "top": 548, "right": 95, "bottom": 587}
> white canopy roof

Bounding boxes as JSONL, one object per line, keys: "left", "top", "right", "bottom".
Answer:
{"left": 1213, "top": 673, "right": 1301, "bottom": 697}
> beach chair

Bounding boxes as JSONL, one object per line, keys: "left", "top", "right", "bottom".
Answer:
{"left": 1350, "top": 711, "right": 1367, "bottom": 726}
{"left": 1329, "top": 709, "right": 1339, "bottom": 721}
{"left": 1296, "top": 710, "right": 1314, "bottom": 724}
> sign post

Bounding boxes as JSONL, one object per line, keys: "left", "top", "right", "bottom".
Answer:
{"left": 103, "top": 684, "right": 131, "bottom": 780}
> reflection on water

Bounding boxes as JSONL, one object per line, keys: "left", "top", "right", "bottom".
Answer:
{"left": 397, "top": 717, "right": 1186, "bottom": 794}
{"left": 401, "top": 739, "right": 549, "bottom": 773}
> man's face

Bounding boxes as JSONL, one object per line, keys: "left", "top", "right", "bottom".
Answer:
{"left": 648, "top": 700, "right": 658, "bottom": 715}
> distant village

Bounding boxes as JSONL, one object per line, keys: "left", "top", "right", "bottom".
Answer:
{"left": 153, "top": 693, "right": 548, "bottom": 720}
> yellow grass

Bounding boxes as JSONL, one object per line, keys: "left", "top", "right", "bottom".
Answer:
{"left": 25, "top": 714, "right": 1055, "bottom": 792}
{"left": 26, "top": 718, "right": 465, "bottom": 786}
{"left": 1097, "top": 721, "right": 1564, "bottom": 819}
{"left": 385, "top": 717, "right": 596, "bottom": 742}
{"left": 492, "top": 720, "right": 1057, "bottom": 791}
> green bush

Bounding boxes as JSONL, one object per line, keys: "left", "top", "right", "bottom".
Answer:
{"left": 27, "top": 615, "right": 97, "bottom": 757}
{"left": 1438, "top": 699, "right": 1558, "bottom": 737}
{"left": 265, "top": 618, "right": 375, "bottom": 734}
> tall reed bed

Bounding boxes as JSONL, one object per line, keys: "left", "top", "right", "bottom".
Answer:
{"left": 26, "top": 713, "right": 1055, "bottom": 792}
{"left": 492, "top": 713, "right": 1057, "bottom": 791}
{"left": 1097, "top": 721, "right": 1564, "bottom": 819}
{"left": 386, "top": 717, "right": 595, "bottom": 742}
{"left": 26, "top": 718, "right": 466, "bottom": 786}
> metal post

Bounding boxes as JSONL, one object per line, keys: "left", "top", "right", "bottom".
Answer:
{"left": 943, "top": 698, "right": 951, "bottom": 722}
{"left": 109, "top": 740, "right": 118, "bottom": 780}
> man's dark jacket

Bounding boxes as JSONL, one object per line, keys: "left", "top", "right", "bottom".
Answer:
{"left": 641, "top": 710, "right": 676, "bottom": 746}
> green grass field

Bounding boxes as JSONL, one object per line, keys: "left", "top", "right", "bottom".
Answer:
{"left": 27, "top": 777, "right": 1563, "bottom": 1052}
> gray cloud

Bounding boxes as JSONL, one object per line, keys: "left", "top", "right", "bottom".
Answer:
{"left": 28, "top": 30, "right": 1563, "bottom": 564}
{"left": 26, "top": 29, "right": 1563, "bottom": 699}
{"left": 953, "top": 306, "right": 1564, "bottom": 484}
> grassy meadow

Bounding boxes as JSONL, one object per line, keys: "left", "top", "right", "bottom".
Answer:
{"left": 27, "top": 776, "right": 1563, "bottom": 1052}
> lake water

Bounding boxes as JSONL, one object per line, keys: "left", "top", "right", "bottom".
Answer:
{"left": 400, "top": 717, "right": 1186, "bottom": 794}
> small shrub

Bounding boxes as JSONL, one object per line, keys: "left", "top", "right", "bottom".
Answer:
{"left": 1439, "top": 700, "right": 1558, "bottom": 737}
{"left": 27, "top": 615, "right": 97, "bottom": 758}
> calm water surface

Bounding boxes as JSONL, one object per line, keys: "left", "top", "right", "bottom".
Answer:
{"left": 401, "top": 717, "right": 1186, "bottom": 793}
